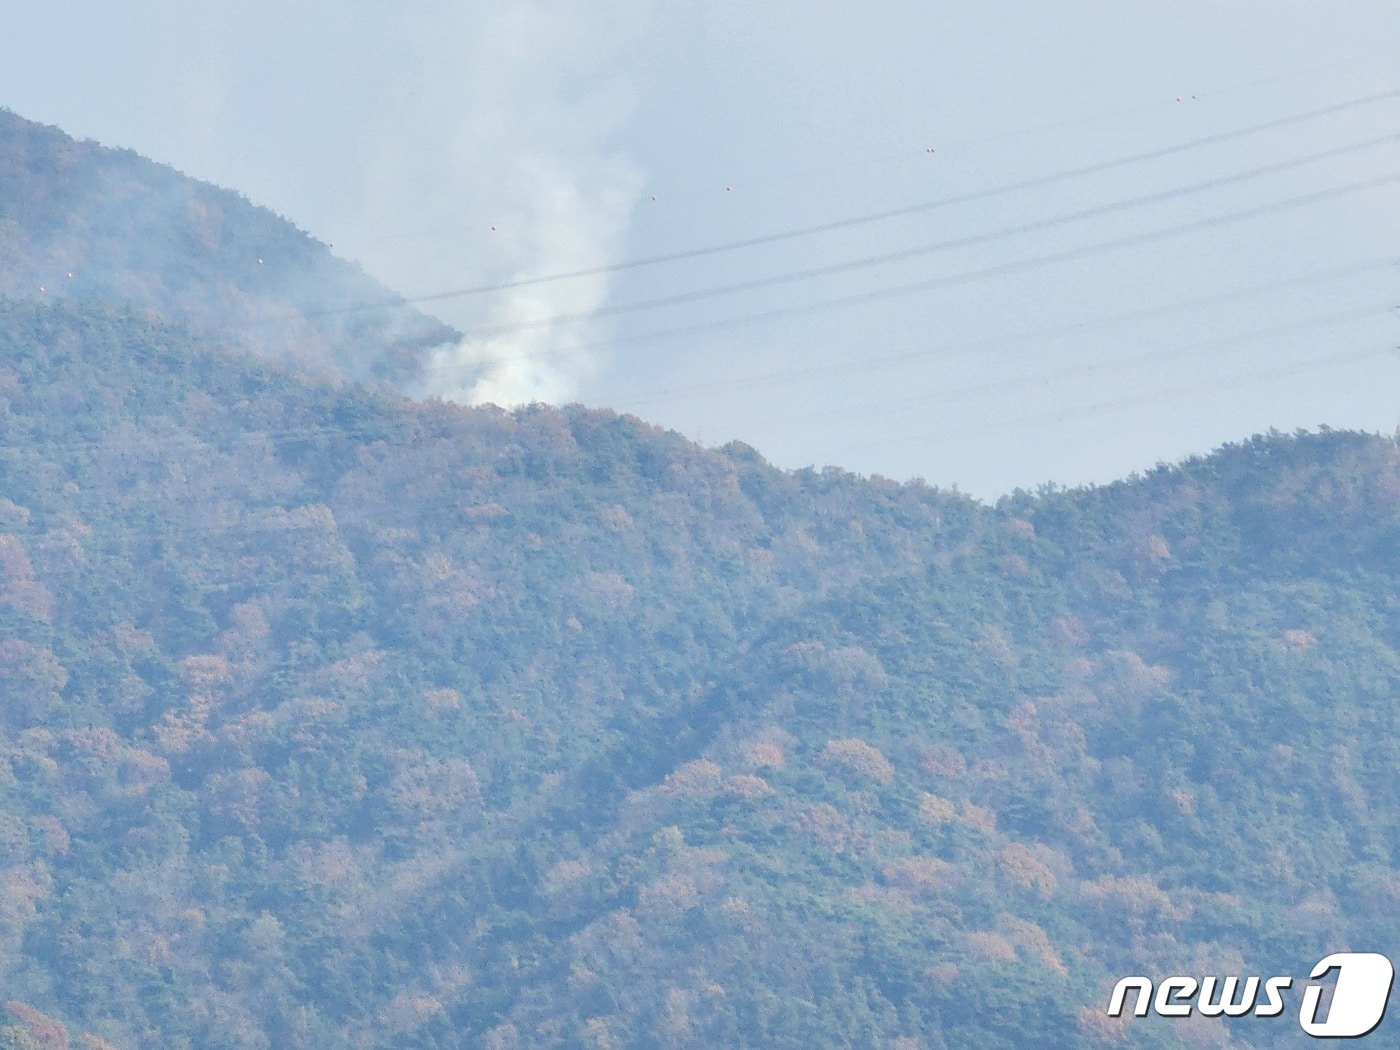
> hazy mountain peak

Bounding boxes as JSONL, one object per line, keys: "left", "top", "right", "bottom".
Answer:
{"left": 0, "top": 107, "right": 458, "bottom": 388}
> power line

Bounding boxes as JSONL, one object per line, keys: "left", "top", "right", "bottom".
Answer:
{"left": 765, "top": 303, "right": 1397, "bottom": 432}
{"left": 6, "top": 328, "right": 1393, "bottom": 551}
{"left": 2, "top": 300, "right": 1393, "bottom": 549}
{"left": 4, "top": 264, "right": 1395, "bottom": 461}
{"left": 454, "top": 133, "right": 1400, "bottom": 339}
{"left": 838, "top": 341, "right": 1400, "bottom": 457}
{"left": 612, "top": 262, "right": 1400, "bottom": 411}
{"left": 290, "top": 86, "right": 1400, "bottom": 319}
{"left": 413, "top": 171, "right": 1400, "bottom": 371}
{"left": 696, "top": 51, "right": 1400, "bottom": 197}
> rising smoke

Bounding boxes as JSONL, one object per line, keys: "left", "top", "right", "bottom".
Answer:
{"left": 0, "top": 3, "right": 655, "bottom": 406}
{"left": 413, "top": 148, "right": 645, "bottom": 407}
{"left": 361, "top": 1, "right": 652, "bottom": 407}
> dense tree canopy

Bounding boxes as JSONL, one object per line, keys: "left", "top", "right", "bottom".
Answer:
{"left": 1, "top": 107, "right": 1398, "bottom": 1048}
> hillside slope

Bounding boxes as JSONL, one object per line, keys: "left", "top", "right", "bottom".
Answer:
{"left": 0, "top": 297, "right": 1398, "bottom": 1047}
{"left": 0, "top": 108, "right": 456, "bottom": 386}
{"left": 1, "top": 111, "right": 1399, "bottom": 1048}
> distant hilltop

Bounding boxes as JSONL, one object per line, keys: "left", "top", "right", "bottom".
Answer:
{"left": 0, "top": 107, "right": 458, "bottom": 387}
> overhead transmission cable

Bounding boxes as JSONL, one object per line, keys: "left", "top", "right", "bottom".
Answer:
{"left": 412, "top": 169, "right": 1400, "bottom": 371}
{"left": 294, "top": 86, "right": 1400, "bottom": 319}
{"left": 845, "top": 340, "right": 1400, "bottom": 455}
{"left": 765, "top": 303, "right": 1398, "bottom": 432}
{"left": 609, "top": 258, "right": 1400, "bottom": 410}
{"left": 3, "top": 262, "right": 1396, "bottom": 461}
{"left": 4, "top": 316, "right": 1395, "bottom": 549}
{"left": 710, "top": 51, "right": 1400, "bottom": 195}
{"left": 452, "top": 132, "right": 1400, "bottom": 339}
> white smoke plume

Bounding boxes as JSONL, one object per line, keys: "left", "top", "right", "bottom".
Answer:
{"left": 0, "top": 4, "right": 655, "bottom": 405}
{"left": 417, "top": 150, "right": 644, "bottom": 407}
{"left": 360, "top": 1, "right": 651, "bottom": 408}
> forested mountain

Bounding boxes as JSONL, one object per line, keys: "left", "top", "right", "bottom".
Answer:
{"left": 1, "top": 111, "right": 1399, "bottom": 1049}
{"left": 0, "top": 109, "right": 455, "bottom": 386}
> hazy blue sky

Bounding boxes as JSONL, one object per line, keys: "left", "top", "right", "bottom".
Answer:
{"left": 3, "top": 3, "right": 1398, "bottom": 498}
